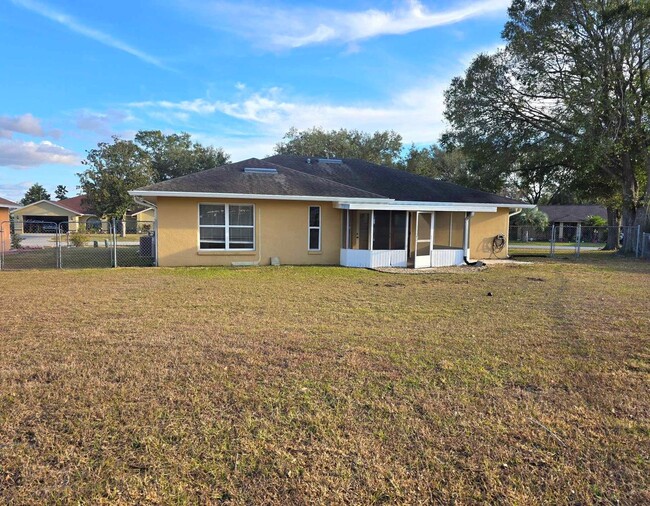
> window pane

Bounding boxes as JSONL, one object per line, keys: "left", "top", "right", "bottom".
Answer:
{"left": 309, "top": 228, "right": 320, "bottom": 250}
{"left": 200, "top": 227, "right": 225, "bottom": 242}
{"left": 200, "top": 205, "right": 225, "bottom": 225}
{"left": 229, "top": 227, "right": 254, "bottom": 243}
{"left": 200, "top": 241, "right": 225, "bottom": 249}
{"left": 309, "top": 206, "right": 320, "bottom": 227}
{"left": 229, "top": 205, "right": 253, "bottom": 226}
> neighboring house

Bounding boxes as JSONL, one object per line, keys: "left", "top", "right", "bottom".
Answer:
{"left": 11, "top": 195, "right": 154, "bottom": 234}
{"left": 130, "top": 156, "right": 533, "bottom": 268}
{"left": 0, "top": 197, "right": 19, "bottom": 247}
{"left": 537, "top": 204, "right": 607, "bottom": 240}
{"left": 129, "top": 206, "right": 156, "bottom": 231}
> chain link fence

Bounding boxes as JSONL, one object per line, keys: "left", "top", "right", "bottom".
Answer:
{"left": 642, "top": 233, "right": 650, "bottom": 259}
{"left": 508, "top": 224, "right": 644, "bottom": 258}
{"left": 0, "top": 218, "right": 156, "bottom": 270}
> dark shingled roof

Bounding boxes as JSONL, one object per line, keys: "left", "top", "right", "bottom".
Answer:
{"left": 133, "top": 155, "right": 526, "bottom": 206}
{"left": 135, "top": 158, "right": 386, "bottom": 199}
{"left": 55, "top": 195, "right": 92, "bottom": 215}
{"left": 264, "top": 155, "right": 523, "bottom": 205}
{"left": 538, "top": 205, "right": 607, "bottom": 223}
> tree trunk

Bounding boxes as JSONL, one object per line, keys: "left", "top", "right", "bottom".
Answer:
{"left": 121, "top": 213, "right": 127, "bottom": 238}
{"left": 604, "top": 206, "right": 620, "bottom": 250}
{"left": 619, "top": 153, "right": 639, "bottom": 254}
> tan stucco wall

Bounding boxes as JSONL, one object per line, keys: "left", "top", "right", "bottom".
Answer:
{"left": 469, "top": 207, "right": 510, "bottom": 259}
{"left": 156, "top": 197, "right": 341, "bottom": 267}
{"left": 156, "top": 198, "right": 512, "bottom": 267}
{"left": 0, "top": 207, "right": 9, "bottom": 247}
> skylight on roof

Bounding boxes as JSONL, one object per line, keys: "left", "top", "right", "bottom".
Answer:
{"left": 243, "top": 167, "right": 278, "bottom": 174}
{"left": 317, "top": 158, "right": 342, "bottom": 164}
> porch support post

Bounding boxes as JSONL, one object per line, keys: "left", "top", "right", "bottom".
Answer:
{"left": 404, "top": 211, "right": 409, "bottom": 251}
{"left": 430, "top": 212, "right": 434, "bottom": 255}
{"left": 463, "top": 212, "right": 474, "bottom": 262}
{"left": 345, "top": 209, "right": 350, "bottom": 249}
{"left": 369, "top": 210, "right": 374, "bottom": 251}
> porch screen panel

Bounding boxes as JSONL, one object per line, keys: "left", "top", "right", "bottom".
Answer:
{"left": 390, "top": 211, "right": 407, "bottom": 250}
{"left": 372, "top": 211, "right": 390, "bottom": 250}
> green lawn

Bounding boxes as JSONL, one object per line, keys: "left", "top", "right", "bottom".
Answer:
{"left": 0, "top": 258, "right": 648, "bottom": 503}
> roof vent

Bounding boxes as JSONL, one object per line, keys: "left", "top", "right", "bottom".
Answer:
{"left": 317, "top": 158, "right": 342, "bottom": 164}
{"left": 243, "top": 167, "right": 278, "bottom": 174}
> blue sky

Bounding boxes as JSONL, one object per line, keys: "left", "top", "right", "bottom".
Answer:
{"left": 0, "top": 0, "right": 509, "bottom": 201}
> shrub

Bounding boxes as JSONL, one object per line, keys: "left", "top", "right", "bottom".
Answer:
{"left": 10, "top": 232, "right": 22, "bottom": 249}
{"left": 584, "top": 215, "right": 607, "bottom": 227}
{"left": 513, "top": 208, "right": 549, "bottom": 230}
{"left": 69, "top": 232, "right": 89, "bottom": 248}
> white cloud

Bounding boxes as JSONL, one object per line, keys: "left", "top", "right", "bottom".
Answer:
{"left": 130, "top": 79, "right": 448, "bottom": 154}
{"left": 185, "top": 0, "right": 510, "bottom": 49}
{"left": 0, "top": 113, "right": 44, "bottom": 138}
{"left": 75, "top": 109, "right": 133, "bottom": 136}
{"left": 0, "top": 139, "right": 79, "bottom": 169}
{"left": 11, "top": 0, "right": 169, "bottom": 69}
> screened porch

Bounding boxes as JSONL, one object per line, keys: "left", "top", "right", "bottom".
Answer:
{"left": 339, "top": 209, "right": 466, "bottom": 269}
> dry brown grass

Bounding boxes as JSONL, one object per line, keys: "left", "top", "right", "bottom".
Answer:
{"left": 1, "top": 256, "right": 649, "bottom": 504}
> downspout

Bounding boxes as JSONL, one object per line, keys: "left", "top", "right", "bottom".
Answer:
{"left": 133, "top": 196, "right": 158, "bottom": 267}
{"left": 463, "top": 211, "right": 478, "bottom": 265}
{"left": 509, "top": 208, "right": 523, "bottom": 218}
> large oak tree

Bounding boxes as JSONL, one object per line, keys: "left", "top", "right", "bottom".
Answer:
{"left": 444, "top": 0, "right": 650, "bottom": 246}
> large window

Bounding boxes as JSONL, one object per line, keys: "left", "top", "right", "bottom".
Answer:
{"left": 308, "top": 206, "right": 321, "bottom": 251}
{"left": 199, "top": 204, "right": 254, "bottom": 250}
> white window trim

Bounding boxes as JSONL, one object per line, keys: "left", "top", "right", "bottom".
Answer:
{"left": 198, "top": 203, "right": 255, "bottom": 251}
{"left": 308, "top": 205, "right": 321, "bottom": 251}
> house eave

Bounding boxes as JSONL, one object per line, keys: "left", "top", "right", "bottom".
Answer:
{"left": 334, "top": 201, "right": 535, "bottom": 212}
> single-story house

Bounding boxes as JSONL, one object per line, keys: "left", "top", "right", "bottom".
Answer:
{"left": 537, "top": 204, "right": 607, "bottom": 240}
{"left": 129, "top": 156, "right": 533, "bottom": 269}
{"left": 11, "top": 195, "right": 155, "bottom": 234}
{"left": 0, "top": 197, "right": 19, "bottom": 247}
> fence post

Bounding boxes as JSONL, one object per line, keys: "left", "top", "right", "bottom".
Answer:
{"left": 56, "top": 225, "right": 61, "bottom": 269}
{"left": 576, "top": 224, "right": 582, "bottom": 258}
{"left": 636, "top": 225, "right": 641, "bottom": 258}
{"left": 550, "top": 224, "right": 555, "bottom": 257}
{"left": 0, "top": 223, "right": 4, "bottom": 271}
{"left": 112, "top": 218, "right": 118, "bottom": 268}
